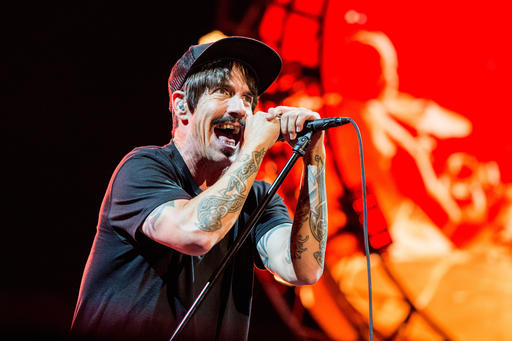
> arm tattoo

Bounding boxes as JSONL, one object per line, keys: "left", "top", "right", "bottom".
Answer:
{"left": 196, "top": 148, "right": 266, "bottom": 232}
{"left": 257, "top": 227, "right": 273, "bottom": 268}
{"left": 257, "top": 224, "right": 292, "bottom": 269}
{"left": 296, "top": 154, "right": 328, "bottom": 268}
{"left": 310, "top": 155, "right": 328, "bottom": 268}
{"left": 144, "top": 201, "right": 175, "bottom": 238}
{"left": 291, "top": 234, "right": 309, "bottom": 260}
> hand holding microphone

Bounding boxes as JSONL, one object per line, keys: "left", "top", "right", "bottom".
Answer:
{"left": 264, "top": 106, "right": 350, "bottom": 142}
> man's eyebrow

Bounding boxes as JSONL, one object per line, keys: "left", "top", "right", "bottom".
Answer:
{"left": 218, "top": 82, "right": 255, "bottom": 98}
{"left": 237, "top": 84, "right": 257, "bottom": 98}
{"left": 215, "top": 82, "right": 233, "bottom": 90}
{"left": 242, "top": 90, "right": 255, "bottom": 97}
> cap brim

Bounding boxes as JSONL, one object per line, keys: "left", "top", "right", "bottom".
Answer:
{"left": 189, "top": 36, "right": 282, "bottom": 95}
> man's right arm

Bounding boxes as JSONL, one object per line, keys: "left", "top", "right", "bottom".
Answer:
{"left": 140, "top": 145, "right": 265, "bottom": 255}
{"left": 141, "top": 113, "right": 280, "bottom": 255}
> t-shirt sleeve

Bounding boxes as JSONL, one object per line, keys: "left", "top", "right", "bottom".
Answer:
{"left": 252, "top": 181, "right": 293, "bottom": 269}
{"left": 107, "top": 151, "right": 192, "bottom": 240}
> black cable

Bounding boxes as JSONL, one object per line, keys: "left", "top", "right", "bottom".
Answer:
{"left": 348, "top": 118, "right": 374, "bottom": 341}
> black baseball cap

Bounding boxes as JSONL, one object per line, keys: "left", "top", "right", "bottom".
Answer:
{"left": 168, "top": 36, "right": 282, "bottom": 96}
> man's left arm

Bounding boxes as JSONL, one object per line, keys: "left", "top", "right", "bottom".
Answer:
{"left": 257, "top": 107, "right": 328, "bottom": 286}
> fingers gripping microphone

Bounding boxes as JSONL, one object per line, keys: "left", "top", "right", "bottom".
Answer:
{"left": 279, "top": 117, "right": 351, "bottom": 141}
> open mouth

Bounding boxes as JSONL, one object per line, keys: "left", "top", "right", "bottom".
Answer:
{"left": 213, "top": 122, "right": 242, "bottom": 151}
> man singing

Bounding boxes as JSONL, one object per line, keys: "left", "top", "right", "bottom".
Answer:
{"left": 71, "top": 36, "right": 328, "bottom": 341}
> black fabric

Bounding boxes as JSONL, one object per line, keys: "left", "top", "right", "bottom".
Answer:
{"left": 168, "top": 36, "right": 282, "bottom": 95}
{"left": 70, "top": 143, "right": 291, "bottom": 341}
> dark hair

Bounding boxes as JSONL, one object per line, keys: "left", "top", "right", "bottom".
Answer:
{"left": 171, "top": 60, "right": 258, "bottom": 134}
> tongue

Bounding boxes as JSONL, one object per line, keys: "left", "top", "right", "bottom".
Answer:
{"left": 214, "top": 128, "right": 238, "bottom": 147}
{"left": 217, "top": 135, "right": 236, "bottom": 148}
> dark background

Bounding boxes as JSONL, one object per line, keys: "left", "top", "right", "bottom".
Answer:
{"left": 2, "top": 1, "right": 297, "bottom": 339}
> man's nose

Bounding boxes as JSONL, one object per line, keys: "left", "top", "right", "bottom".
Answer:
{"left": 226, "top": 95, "right": 247, "bottom": 119}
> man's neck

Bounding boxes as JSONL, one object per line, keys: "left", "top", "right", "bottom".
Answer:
{"left": 173, "top": 140, "right": 228, "bottom": 190}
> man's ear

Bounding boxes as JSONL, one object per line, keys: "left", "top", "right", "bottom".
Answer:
{"left": 171, "top": 91, "right": 190, "bottom": 125}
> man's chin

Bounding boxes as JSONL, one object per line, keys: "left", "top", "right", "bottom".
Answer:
{"left": 227, "top": 149, "right": 240, "bottom": 162}
{"left": 222, "top": 146, "right": 240, "bottom": 162}
{"left": 207, "top": 146, "right": 238, "bottom": 165}
{"left": 207, "top": 138, "right": 242, "bottom": 163}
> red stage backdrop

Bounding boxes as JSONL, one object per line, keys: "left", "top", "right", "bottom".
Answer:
{"left": 204, "top": 1, "right": 512, "bottom": 339}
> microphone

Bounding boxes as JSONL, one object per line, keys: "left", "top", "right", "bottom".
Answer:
{"left": 303, "top": 117, "right": 351, "bottom": 132}
{"left": 279, "top": 117, "right": 351, "bottom": 141}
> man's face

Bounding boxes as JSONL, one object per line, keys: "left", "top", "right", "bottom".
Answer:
{"left": 188, "top": 66, "right": 254, "bottom": 165}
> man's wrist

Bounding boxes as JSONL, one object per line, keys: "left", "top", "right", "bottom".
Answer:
{"left": 304, "top": 143, "right": 325, "bottom": 164}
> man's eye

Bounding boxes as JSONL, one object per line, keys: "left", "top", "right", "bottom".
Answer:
{"left": 215, "top": 87, "right": 229, "bottom": 95}
{"left": 243, "top": 96, "right": 253, "bottom": 106}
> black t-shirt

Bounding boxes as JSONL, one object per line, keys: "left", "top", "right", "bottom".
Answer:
{"left": 71, "top": 143, "right": 291, "bottom": 341}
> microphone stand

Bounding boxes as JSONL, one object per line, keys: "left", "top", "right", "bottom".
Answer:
{"left": 169, "top": 131, "right": 313, "bottom": 341}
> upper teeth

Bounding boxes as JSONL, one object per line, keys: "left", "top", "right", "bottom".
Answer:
{"left": 217, "top": 124, "right": 240, "bottom": 134}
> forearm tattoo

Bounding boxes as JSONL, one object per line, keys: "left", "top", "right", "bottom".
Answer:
{"left": 296, "top": 154, "right": 328, "bottom": 268}
{"left": 291, "top": 234, "right": 309, "bottom": 260}
{"left": 196, "top": 148, "right": 266, "bottom": 232}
